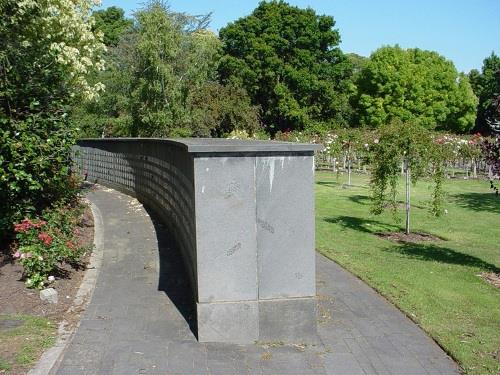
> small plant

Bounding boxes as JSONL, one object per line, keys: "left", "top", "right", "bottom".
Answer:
{"left": 12, "top": 205, "right": 88, "bottom": 289}
{"left": 370, "top": 120, "right": 445, "bottom": 234}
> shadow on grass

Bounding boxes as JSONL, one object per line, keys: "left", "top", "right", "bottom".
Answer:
{"left": 348, "top": 194, "right": 371, "bottom": 205}
{"left": 324, "top": 215, "right": 401, "bottom": 234}
{"left": 451, "top": 192, "right": 500, "bottom": 214}
{"left": 384, "top": 242, "right": 500, "bottom": 273}
{"left": 316, "top": 180, "right": 341, "bottom": 189}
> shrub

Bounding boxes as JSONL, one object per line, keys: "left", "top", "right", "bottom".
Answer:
{"left": 12, "top": 204, "right": 89, "bottom": 289}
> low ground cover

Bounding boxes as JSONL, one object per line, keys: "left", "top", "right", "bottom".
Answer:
{"left": 316, "top": 171, "right": 499, "bottom": 374}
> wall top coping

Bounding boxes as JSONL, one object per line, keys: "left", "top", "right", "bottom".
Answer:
{"left": 77, "top": 138, "right": 323, "bottom": 154}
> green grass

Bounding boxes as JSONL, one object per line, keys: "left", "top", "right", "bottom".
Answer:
{"left": 0, "top": 315, "right": 56, "bottom": 373}
{"left": 315, "top": 172, "right": 500, "bottom": 375}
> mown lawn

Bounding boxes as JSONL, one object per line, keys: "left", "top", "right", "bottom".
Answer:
{"left": 315, "top": 171, "right": 500, "bottom": 375}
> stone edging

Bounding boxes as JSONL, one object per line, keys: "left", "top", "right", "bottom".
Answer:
{"left": 28, "top": 199, "right": 104, "bottom": 375}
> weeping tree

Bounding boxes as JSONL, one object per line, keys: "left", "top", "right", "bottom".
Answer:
{"left": 370, "top": 120, "right": 445, "bottom": 235}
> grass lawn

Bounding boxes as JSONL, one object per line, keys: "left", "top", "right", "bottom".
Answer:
{"left": 0, "top": 315, "right": 56, "bottom": 374}
{"left": 315, "top": 171, "right": 500, "bottom": 375}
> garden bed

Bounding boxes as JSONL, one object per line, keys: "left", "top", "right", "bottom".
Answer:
{"left": 0, "top": 203, "right": 94, "bottom": 375}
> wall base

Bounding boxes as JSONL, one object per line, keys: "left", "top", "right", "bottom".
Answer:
{"left": 197, "top": 297, "right": 318, "bottom": 344}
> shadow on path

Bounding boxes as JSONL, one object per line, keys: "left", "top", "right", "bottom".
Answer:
{"left": 143, "top": 206, "right": 198, "bottom": 339}
{"left": 451, "top": 192, "right": 500, "bottom": 214}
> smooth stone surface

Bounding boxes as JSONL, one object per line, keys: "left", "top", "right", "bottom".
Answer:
{"left": 197, "top": 301, "right": 259, "bottom": 344}
{"left": 259, "top": 297, "right": 318, "bottom": 344}
{"left": 256, "top": 155, "right": 316, "bottom": 300}
{"left": 194, "top": 156, "right": 258, "bottom": 303}
{"left": 40, "top": 288, "right": 58, "bottom": 304}
{"left": 78, "top": 137, "right": 323, "bottom": 153}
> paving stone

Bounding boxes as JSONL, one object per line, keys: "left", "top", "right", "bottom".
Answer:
{"left": 54, "top": 187, "right": 459, "bottom": 375}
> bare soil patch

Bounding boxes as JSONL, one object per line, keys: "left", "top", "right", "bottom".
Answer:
{"left": 478, "top": 272, "right": 500, "bottom": 288}
{"left": 375, "top": 231, "right": 443, "bottom": 243}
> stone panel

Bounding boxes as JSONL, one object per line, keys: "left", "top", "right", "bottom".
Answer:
{"left": 194, "top": 156, "right": 258, "bottom": 303}
{"left": 255, "top": 156, "right": 316, "bottom": 300}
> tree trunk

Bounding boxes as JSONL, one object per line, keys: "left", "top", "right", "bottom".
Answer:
{"left": 472, "top": 159, "right": 477, "bottom": 179}
{"left": 347, "top": 145, "right": 352, "bottom": 186}
{"left": 332, "top": 157, "right": 336, "bottom": 172}
{"left": 405, "top": 159, "right": 411, "bottom": 235}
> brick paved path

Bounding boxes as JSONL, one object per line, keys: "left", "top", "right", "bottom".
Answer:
{"left": 53, "top": 186, "right": 459, "bottom": 375}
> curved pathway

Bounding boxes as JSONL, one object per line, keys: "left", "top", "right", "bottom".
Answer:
{"left": 52, "top": 186, "right": 459, "bottom": 375}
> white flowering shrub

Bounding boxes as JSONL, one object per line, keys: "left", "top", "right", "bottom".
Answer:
{"left": 0, "top": 0, "right": 105, "bottom": 236}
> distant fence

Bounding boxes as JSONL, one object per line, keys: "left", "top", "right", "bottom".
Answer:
{"left": 73, "top": 138, "right": 321, "bottom": 344}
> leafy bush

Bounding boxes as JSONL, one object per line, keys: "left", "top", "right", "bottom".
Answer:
{"left": 12, "top": 203, "right": 89, "bottom": 289}
{"left": 0, "top": 0, "right": 105, "bottom": 237}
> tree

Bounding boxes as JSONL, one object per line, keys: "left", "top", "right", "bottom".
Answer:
{"left": 218, "top": 0, "right": 353, "bottom": 134}
{"left": 356, "top": 46, "right": 477, "bottom": 132}
{"left": 370, "top": 121, "right": 444, "bottom": 234}
{"left": 0, "top": 0, "right": 105, "bottom": 235}
{"left": 72, "top": 29, "right": 137, "bottom": 137}
{"left": 469, "top": 52, "right": 500, "bottom": 134}
{"left": 130, "top": 1, "right": 221, "bottom": 137}
{"left": 188, "top": 82, "right": 261, "bottom": 137}
{"left": 92, "top": 6, "right": 133, "bottom": 47}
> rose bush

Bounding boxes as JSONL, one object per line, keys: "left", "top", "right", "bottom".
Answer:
{"left": 12, "top": 204, "right": 89, "bottom": 289}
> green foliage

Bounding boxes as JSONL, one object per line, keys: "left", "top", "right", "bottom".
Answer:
{"left": 369, "top": 120, "right": 445, "bottom": 225}
{"left": 188, "top": 82, "right": 261, "bottom": 137}
{"left": 13, "top": 203, "right": 88, "bottom": 289}
{"left": 130, "top": 2, "right": 221, "bottom": 137}
{"left": 73, "top": 3, "right": 261, "bottom": 138}
{"left": 468, "top": 52, "right": 500, "bottom": 134}
{"left": 0, "top": 0, "right": 104, "bottom": 236}
{"left": 72, "top": 31, "right": 137, "bottom": 137}
{"left": 218, "top": 0, "right": 353, "bottom": 134}
{"left": 92, "top": 6, "right": 133, "bottom": 46}
{"left": 356, "top": 46, "right": 478, "bottom": 132}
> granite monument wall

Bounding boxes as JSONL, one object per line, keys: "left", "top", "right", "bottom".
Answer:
{"left": 72, "top": 138, "right": 321, "bottom": 344}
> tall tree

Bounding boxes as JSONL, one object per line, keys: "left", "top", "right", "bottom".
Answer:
{"left": 468, "top": 52, "right": 500, "bottom": 134}
{"left": 356, "top": 46, "right": 477, "bottom": 132}
{"left": 92, "top": 6, "right": 133, "bottom": 47}
{"left": 218, "top": 0, "right": 353, "bottom": 134}
{"left": 129, "top": 2, "right": 221, "bottom": 136}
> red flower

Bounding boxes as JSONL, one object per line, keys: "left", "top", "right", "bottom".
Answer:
{"left": 66, "top": 241, "right": 74, "bottom": 250}
{"left": 38, "top": 232, "right": 53, "bottom": 246}
{"left": 14, "top": 218, "right": 33, "bottom": 233}
{"left": 33, "top": 220, "right": 47, "bottom": 229}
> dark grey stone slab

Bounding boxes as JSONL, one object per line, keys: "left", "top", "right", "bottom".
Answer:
{"left": 78, "top": 137, "right": 323, "bottom": 153}
{"left": 54, "top": 187, "right": 459, "bottom": 375}
{"left": 256, "top": 155, "right": 316, "bottom": 299}
{"left": 259, "top": 298, "right": 318, "bottom": 344}
{"left": 194, "top": 156, "right": 258, "bottom": 303}
{"left": 197, "top": 301, "right": 259, "bottom": 344}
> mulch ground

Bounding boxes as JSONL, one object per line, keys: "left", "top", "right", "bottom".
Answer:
{"left": 0, "top": 204, "right": 94, "bottom": 321}
{"left": 375, "top": 231, "right": 443, "bottom": 243}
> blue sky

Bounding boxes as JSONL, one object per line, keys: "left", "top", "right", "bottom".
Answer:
{"left": 100, "top": 0, "right": 499, "bottom": 73}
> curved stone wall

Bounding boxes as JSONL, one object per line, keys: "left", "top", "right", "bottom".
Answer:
{"left": 72, "top": 138, "right": 322, "bottom": 344}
